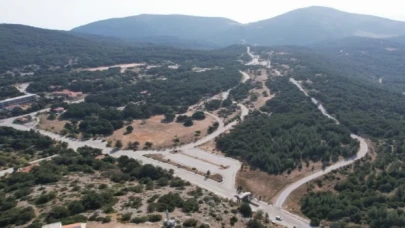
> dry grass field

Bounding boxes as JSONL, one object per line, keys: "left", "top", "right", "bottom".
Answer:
{"left": 36, "top": 113, "right": 68, "bottom": 133}
{"left": 107, "top": 113, "right": 215, "bottom": 150}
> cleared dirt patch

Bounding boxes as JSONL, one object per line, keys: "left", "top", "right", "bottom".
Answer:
{"left": 197, "top": 139, "right": 227, "bottom": 157}
{"left": 236, "top": 162, "right": 323, "bottom": 204}
{"left": 77, "top": 63, "right": 145, "bottom": 73}
{"left": 107, "top": 113, "right": 215, "bottom": 150}
{"left": 245, "top": 69, "right": 275, "bottom": 110}
{"left": 144, "top": 154, "right": 223, "bottom": 182}
{"left": 36, "top": 114, "right": 67, "bottom": 133}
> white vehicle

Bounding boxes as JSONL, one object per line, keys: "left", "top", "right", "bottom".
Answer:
{"left": 275, "top": 216, "right": 282, "bottom": 221}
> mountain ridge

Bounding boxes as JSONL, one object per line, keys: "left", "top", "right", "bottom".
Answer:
{"left": 72, "top": 6, "right": 405, "bottom": 47}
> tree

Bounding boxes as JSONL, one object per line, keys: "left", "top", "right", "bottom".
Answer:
{"left": 192, "top": 111, "right": 205, "bottom": 120}
{"left": 144, "top": 142, "right": 153, "bottom": 149}
{"left": 184, "top": 118, "right": 194, "bottom": 127}
{"left": 183, "top": 219, "right": 198, "bottom": 227}
{"left": 183, "top": 198, "right": 199, "bottom": 213}
{"left": 47, "top": 206, "right": 70, "bottom": 221}
{"left": 115, "top": 140, "right": 123, "bottom": 149}
{"left": 230, "top": 216, "right": 238, "bottom": 226}
{"left": 68, "top": 201, "right": 84, "bottom": 215}
{"left": 176, "top": 115, "right": 188, "bottom": 123}
{"left": 126, "top": 125, "right": 134, "bottom": 134}
{"left": 239, "top": 202, "right": 252, "bottom": 218}
{"left": 164, "top": 112, "right": 176, "bottom": 122}
{"left": 254, "top": 210, "right": 264, "bottom": 220}
{"left": 247, "top": 219, "right": 265, "bottom": 228}
{"left": 127, "top": 141, "right": 140, "bottom": 150}
{"left": 310, "top": 218, "right": 320, "bottom": 226}
{"left": 206, "top": 170, "right": 211, "bottom": 177}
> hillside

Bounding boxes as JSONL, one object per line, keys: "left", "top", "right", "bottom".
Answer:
{"left": 0, "top": 24, "right": 140, "bottom": 72}
{"left": 234, "top": 6, "right": 405, "bottom": 45}
{"left": 72, "top": 6, "right": 405, "bottom": 46}
{"left": 312, "top": 36, "right": 405, "bottom": 90}
{"left": 72, "top": 14, "right": 240, "bottom": 43}
{"left": 0, "top": 24, "right": 243, "bottom": 73}
{"left": 250, "top": 42, "right": 405, "bottom": 228}
{"left": 389, "top": 35, "right": 405, "bottom": 44}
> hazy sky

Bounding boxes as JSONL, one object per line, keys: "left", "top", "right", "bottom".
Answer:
{"left": 1, "top": 0, "right": 405, "bottom": 30}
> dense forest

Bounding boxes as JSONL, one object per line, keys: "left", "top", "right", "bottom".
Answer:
{"left": 254, "top": 45, "right": 405, "bottom": 139}
{"left": 312, "top": 36, "right": 405, "bottom": 91}
{"left": 85, "top": 68, "right": 241, "bottom": 107}
{"left": 0, "top": 86, "right": 23, "bottom": 100}
{"left": 301, "top": 140, "right": 405, "bottom": 227}
{"left": 251, "top": 42, "right": 405, "bottom": 226}
{"left": 217, "top": 77, "right": 358, "bottom": 174}
{"left": 0, "top": 24, "right": 245, "bottom": 73}
{"left": 0, "top": 127, "right": 56, "bottom": 169}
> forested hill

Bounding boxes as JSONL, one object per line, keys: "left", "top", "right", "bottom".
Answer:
{"left": 217, "top": 76, "right": 358, "bottom": 174}
{"left": 0, "top": 24, "right": 244, "bottom": 73}
{"left": 72, "top": 14, "right": 240, "bottom": 44}
{"left": 311, "top": 36, "right": 405, "bottom": 91}
{"left": 389, "top": 35, "right": 405, "bottom": 44}
{"left": 72, "top": 6, "right": 405, "bottom": 46}
{"left": 251, "top": 45, "right": 405, "bottom": 226}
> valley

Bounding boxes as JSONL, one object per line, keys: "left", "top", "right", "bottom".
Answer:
{"left": 1, "top": 6, "right": 405, "bottom": 227}
{"left": 0, "top": 46, "right": 370, "bottom": 228}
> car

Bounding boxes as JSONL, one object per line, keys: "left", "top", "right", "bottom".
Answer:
{"left": 275, "top": 216, "right": 282, "bottom": 221}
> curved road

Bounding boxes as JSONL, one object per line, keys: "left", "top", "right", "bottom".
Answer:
{"left": 0, "top": 49, "right": 370, "bottom": 227}
{"left": 274, "top": 134, "right": 368, "bottom": 208}
{"left": 272, "top": 77, "right": 369, "bottom": 219}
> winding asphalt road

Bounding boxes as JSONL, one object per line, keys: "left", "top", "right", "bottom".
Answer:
{"left": 0, "top": 49, "right": 370, "bottom": 227}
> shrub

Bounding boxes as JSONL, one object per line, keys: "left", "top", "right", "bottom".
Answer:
{"left": 68, "top": 201, "right": 84, "bottom": 215}
{"left": 230, "top": 216, "right": 238, "bottom": 225}
{"left": 192, "top": 111, "right": 206, "bottom": 120}
{"left": 120, "top": 212, "right": 132, "bottom": 221}
{"left": 183, "top": 118, "right": 194, "bottom": 127}
{"left": 239, "top": 203, "right": 252, "bottom": 218}
{"left": 148, "top": 214, "right": 162, "bottom": 222}
{"left": 132, "top": 216, "right": 148, "bottom": 224}
{"left": 183, "top": 218, "right": 198, "bottom": 227}
{"left": 183, "top": 198, "right": 199, "bottom": 213}
{"left": 102, "top": 216, "right": 111, "bottom": 223}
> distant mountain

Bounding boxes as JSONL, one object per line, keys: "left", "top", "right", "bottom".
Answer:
{"left": 0, "top": 24, "right": 245, "bottom": 73}
{"left": 388, "top": 35, "right": 405, "bottom": 44}
{"left": 0, "top": 24, "right": 119, "bottom": 72}
{"left": 72, "top": 6, "right": 405, "bottom": 46}
{"left": 72, "top": 14, "right": 240, "bottom": 45}
{"left": 0, "top": 24, "right": 196, "bottom": 72}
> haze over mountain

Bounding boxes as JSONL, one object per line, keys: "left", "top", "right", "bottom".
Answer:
{"left": 72, "top": 6, "right": 405, "bottom": 47}
{"left": 72, "top": 14, "right": 239, "bottom": 47}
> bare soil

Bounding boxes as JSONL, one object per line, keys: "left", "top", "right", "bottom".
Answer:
{"left": 144, "top": 154, "right": 223, "bottom": 182}
{"left": 107, "top": 113, "right": 215, "bottom": 150}
{"left": 246, "top": 69, "right": 275, "bottom": 110}
{"left": 36, "top": 114, "right": 68, "bottom": 133}
{"left": 236, "top": 162, "right": 323, "bottom": 204}
{"left": 77, "top": 63, "right": 145, "bottom": 73}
